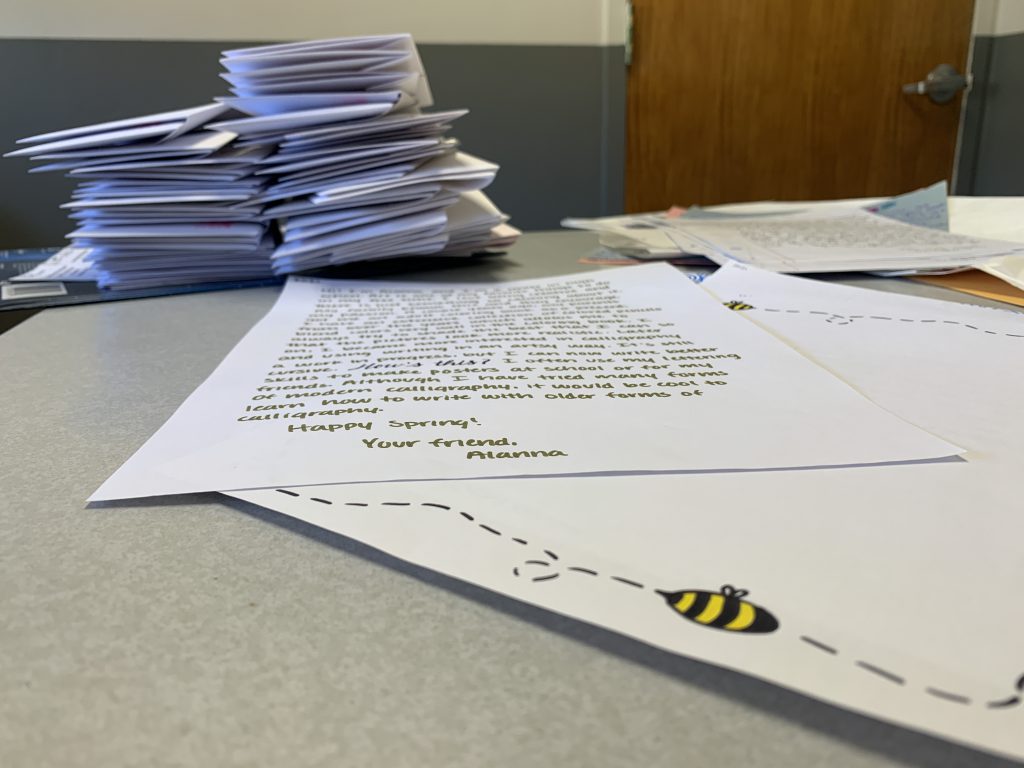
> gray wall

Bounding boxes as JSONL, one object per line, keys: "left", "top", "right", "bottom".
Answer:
{"left": 957, "top": 32, "right": 1024, "bottom": 195}
{"left": 3, "top": 30, "right": 1016, "bottom": 250}
{"left": 0, "top": 39, "right": 626, "bottom": 247}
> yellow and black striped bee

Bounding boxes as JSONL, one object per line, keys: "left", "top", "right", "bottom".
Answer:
{"left": 658, "top": 584, "right": 778, "bottom": 634}
{"left": 723, "top": 300, "right": 755, "bottom": 311}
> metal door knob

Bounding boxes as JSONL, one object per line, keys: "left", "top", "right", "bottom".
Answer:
{"left": 902, "top": 63, "right": 971, "bottom": 104}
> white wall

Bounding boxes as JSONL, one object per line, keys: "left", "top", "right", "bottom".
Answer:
{"left": 974, "top": 0, "right": 1024, "bottom": 36}
{"left": 994, "top": 0, "right": 1024, "bottom": 35}
{"left": 0, "top": 0, "right": 628, "bottom": 45}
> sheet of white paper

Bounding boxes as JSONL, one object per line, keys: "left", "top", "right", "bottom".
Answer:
{"left": 229, "top": 265, "right": 1024, "bottom": 761}
{"left": 91, "top": 263, "right": 959, "bottom": 501}
{"left": 863, "top": 180, "right": 948, "bottom": 230}
{"left": 661, "top": 207, "right": 1024, "bottom": 272}
{"left": 562, "top": 212, "right": 693, "bottom": 256}
{"left": 946, "top": 196, "right": 1024, "bottom": 292}
{"left": 562, "top": 184, "right": 951, "bottom": 261}
{"left": 948, "top": 196, "right": 1024, "bottom": 242}
{"left": 693, "top": 182, "right": 946, "bottom": 228}
{"left": 981, "top": 257, "right": 1024, "bottom": 292}
{"left": 10, "top": 247, "right": 101, "bottom": 282}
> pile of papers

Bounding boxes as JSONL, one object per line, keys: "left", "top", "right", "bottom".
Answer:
{"left": 6, "top": 34, "right": 517, "bottom": 289}
{"left": 564, "top": 182, "right": 1024, "bottom": 276}
{"left": 214, "top": 37, "right": 514, "bottom": 271}
{"left": 88, "top": 259, "right": 1024, "bottom": 761}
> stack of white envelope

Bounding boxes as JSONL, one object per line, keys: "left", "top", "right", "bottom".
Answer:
{"left": 7, "top": 104, "right": 276, "bottom": 289}
{"left": 7, "top": 34, "right": 518, "bottom": 288}
{"left": 212, "top": 35, "right": 516, "bottom": 273}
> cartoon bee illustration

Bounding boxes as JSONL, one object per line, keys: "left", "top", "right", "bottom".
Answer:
{"left": 723, "top": 300, "right": 755, "bottom": 311}
{"left": 657, "top": 584, "right": 779, "bottom": 634}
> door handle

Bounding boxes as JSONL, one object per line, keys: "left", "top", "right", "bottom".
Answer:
{"left": 902, "top": 63, "right": 971, "bottom": 104}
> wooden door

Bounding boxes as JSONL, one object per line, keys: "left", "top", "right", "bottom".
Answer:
{"left": 625, "top": 0, "right": 975, "bottom": 211}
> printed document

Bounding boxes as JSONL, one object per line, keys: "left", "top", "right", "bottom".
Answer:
{"left": 91, "top": 263, "right": 959, "bottom": 499}
{"left": 230, "top": 265, "right": 1024, "bottom": 760}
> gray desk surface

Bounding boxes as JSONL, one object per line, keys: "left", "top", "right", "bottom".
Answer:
{"left": 2, "top": 232, "right": 1018, "bottom": 768}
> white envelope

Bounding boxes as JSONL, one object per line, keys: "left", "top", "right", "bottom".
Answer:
{"left": 269, "top": 144, "right": 455, "bottom": 190}
{"left": 272, "top": 226, "right": 450, "bottom": 272}
{"left": 62, "top": 193, "right": 254, "bottom": 208}
{"left": 222, "top": 33, "right": 433, "bottom": 107}
{"left": 257, "top": 138, "right": 446, "bottom": 174}
{"left": 6, "top": 121, "right": 186, "bottom": 158}
{"left": 224, "top": 71, "right": 408, "bottom": 96}
{"left": 14, "top": 103, "right": 228, "bottom": 146}
{"left": 251, "top": 164, "right": 418, "bottom": 205}
{"left": 280, "top": 109, "right": 465, "bottom": 147}
{"left": 222, "top": 33, "right": 417, "bottom": 58}
{"left": 281, "top": 191, "right": 459, "bottom": 241}
{"left": 261, "top": 184, "right": 444, "bottom": 220}
{"left": 273, "top": 208, "right": 448, "bottom": 259}
{"left": 68, "top": 222, "right": 265, "bottom": 240}
{"left": 217, "top": 91, "right": 402, "bottom": 116}
{"left": 23, "top": 131, "right": 237, "bottom": 161}
{"left": 208, "top": 102, "right": 398, "bottom": 137}
{"left": 312, "top": 152, "right": 497, "bottom": 203}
